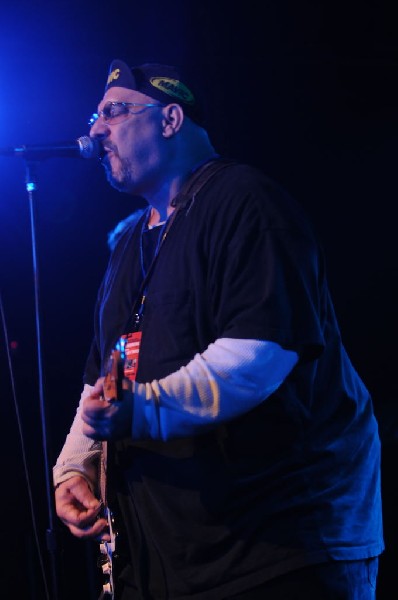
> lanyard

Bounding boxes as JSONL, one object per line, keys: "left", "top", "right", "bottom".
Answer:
{"left": 131, "top": 203, "right": 183, "bottom": 331}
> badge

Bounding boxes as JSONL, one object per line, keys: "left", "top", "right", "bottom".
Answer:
{"left": 121, "top": 331, "right": 142, "bottom": 382}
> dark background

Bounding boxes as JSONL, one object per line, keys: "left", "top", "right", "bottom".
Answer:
{"left": 0, "top": 1, "right": 396, "bottom": 598}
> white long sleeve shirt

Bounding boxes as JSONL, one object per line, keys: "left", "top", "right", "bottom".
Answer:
{"left": 53, "top": 337, "right": 298, "bottom": 488}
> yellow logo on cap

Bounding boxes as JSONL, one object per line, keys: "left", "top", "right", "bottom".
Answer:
{"left": 107, "top": 68, "right": 121, "bottom": 85}
{"left": 149, "top": 77, "right": 195, "bottom": 104}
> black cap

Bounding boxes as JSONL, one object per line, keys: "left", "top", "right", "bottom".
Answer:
{"left": 105, "top": 59, "right": 204, "bottom": 125}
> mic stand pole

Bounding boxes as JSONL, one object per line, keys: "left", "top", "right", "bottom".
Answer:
{"left": 25, "top": 160, "right": 60, "bottom": 600}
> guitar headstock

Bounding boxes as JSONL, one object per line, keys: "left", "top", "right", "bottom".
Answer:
{"left": 103, "top": 346, "right": 125, "bottom": 403}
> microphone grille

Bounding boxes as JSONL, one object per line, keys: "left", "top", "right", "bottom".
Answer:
{"left": 77, "top": 135, "right": 100, "bottom": 159}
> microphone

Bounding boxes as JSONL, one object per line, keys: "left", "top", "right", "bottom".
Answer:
{"left": 0, "top": 135, "right": 101, "bottom": 160}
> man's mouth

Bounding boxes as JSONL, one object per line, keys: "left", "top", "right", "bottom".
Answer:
{"left": 100, "top": 146, "right": 115, "bottom": 163}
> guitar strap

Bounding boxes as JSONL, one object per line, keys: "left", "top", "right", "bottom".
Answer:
{"left": 171, "top": 155, "right": 237, "bottom": 209}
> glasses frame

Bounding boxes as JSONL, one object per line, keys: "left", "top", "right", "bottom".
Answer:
{"left": 89, "top": 101, "right": 164, "bottom": 126}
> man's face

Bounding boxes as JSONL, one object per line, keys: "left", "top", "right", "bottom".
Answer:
{"left": 89, "top": 86, "right": 166, "bottom": 195}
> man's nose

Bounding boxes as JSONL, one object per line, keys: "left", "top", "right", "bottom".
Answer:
{"left": 90, "top": 117, "right": 109, "bottom": 138}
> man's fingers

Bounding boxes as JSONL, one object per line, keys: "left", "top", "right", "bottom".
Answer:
{"left": 67, "top": 517, "right": 109, "bottom": 540}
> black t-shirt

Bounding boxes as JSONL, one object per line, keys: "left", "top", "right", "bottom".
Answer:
{"left": 84, "top": 161, "right": 383, "bottom": 599}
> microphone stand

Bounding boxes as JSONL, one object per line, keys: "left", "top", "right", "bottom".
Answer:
{"left": 25, "top": 160, "right": 60, "bottom": 600}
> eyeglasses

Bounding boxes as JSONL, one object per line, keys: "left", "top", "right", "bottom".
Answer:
{"left": 88, "top": 101, "right": 164, "bottom": 126}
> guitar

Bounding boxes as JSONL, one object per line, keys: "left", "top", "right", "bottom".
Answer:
{"left": 98, "top": 509, "right": 117, "bottom": 599}
{"left": 98, "top": 341, "right": 127, "bottom": 599}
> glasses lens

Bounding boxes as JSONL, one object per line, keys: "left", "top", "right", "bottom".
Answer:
{"left": 102, "top": 102, "right": 130, "bottom": 123}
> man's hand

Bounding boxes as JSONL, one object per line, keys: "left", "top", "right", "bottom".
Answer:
{"left": 81, "top": 377, "right": 132, "bottom": 440}
{"left": 55, "top": 475, "right": 109, "bottom": 541}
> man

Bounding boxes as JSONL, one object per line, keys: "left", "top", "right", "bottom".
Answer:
{"left": 53, "top": 59, "right": 384, "bottom": 599}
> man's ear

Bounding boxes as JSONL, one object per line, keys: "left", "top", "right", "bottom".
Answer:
{"left": 161, "top": 104, "right": 185, "bottom": 138}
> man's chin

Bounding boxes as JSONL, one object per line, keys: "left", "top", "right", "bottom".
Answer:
{"left": 102, "top": 156, "right": 133, "bottom": 193}
{"left": 106, "top": 172, "right": 129, "bottom": 192}
{"left": 102, "top": 162, "right": 127, "bottom": 192}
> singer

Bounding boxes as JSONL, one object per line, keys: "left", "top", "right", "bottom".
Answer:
{"left": 53, "top": 59, "right": 384, "bottom": 599}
